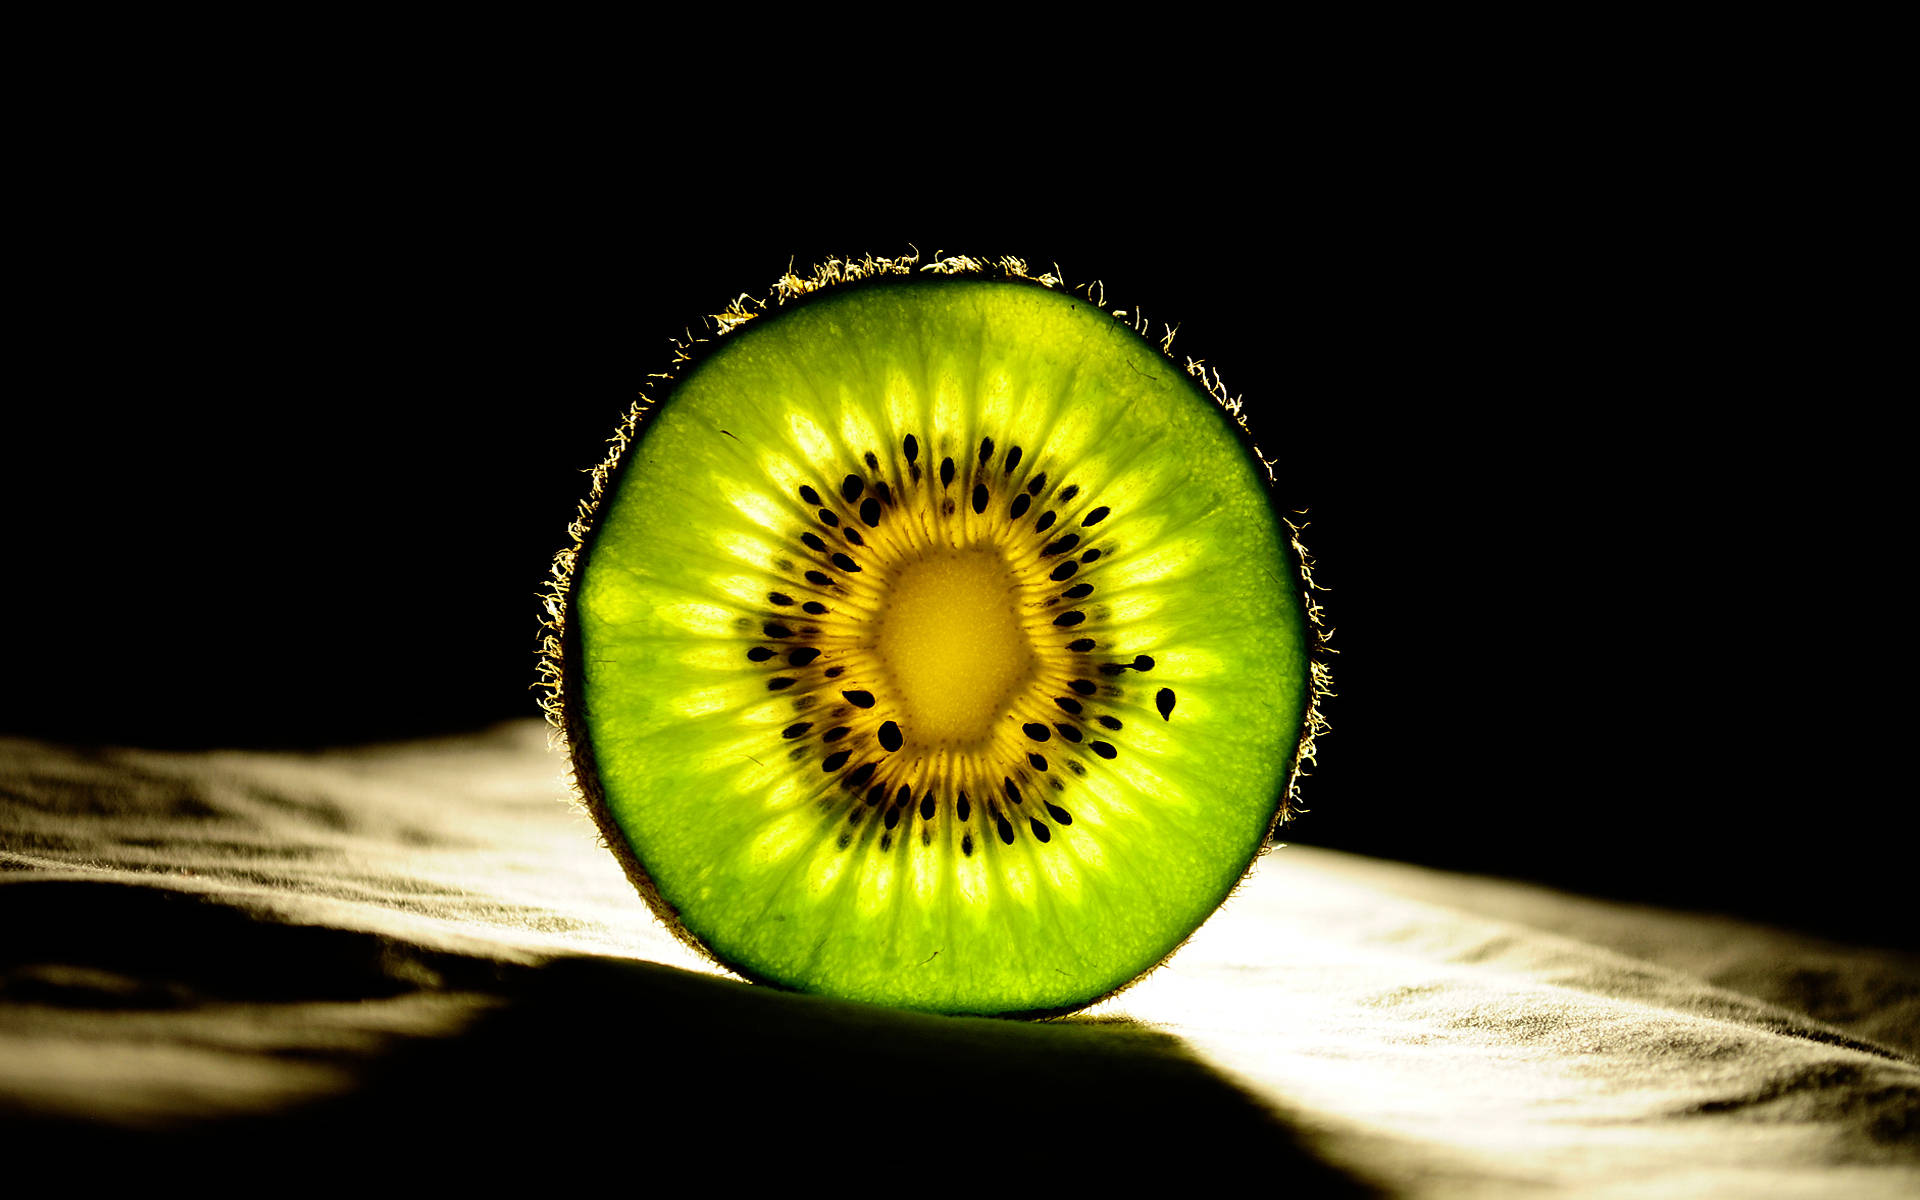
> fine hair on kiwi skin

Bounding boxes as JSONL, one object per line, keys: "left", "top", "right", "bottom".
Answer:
{"left": 538, "top": 249, "right": 1333, "bottom": 1017}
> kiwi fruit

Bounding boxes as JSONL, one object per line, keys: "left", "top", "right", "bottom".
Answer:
{"left": 541, "top": 254, "right": 1327, "bottom": 1017}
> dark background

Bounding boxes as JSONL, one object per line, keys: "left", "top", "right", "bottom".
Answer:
{"left": 5, "top": 157, "right": 1901, "bottom": 948}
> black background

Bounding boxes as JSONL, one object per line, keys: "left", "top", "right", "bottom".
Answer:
{"left": 5, "top": 151, "right": 1903, "bottom": 949}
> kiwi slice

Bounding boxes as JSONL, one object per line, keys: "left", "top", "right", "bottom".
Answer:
{"left": 543, "top": 256, "right": 1325, "bottom": 1016}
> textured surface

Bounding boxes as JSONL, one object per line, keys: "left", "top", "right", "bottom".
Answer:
{"left": 2, "top": 724, "right": 1915, "bottom": 1194}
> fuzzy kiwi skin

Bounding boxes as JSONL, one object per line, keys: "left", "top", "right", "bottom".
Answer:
{"left": 545, "top": 259, "right": 1329, "bottom": 1018}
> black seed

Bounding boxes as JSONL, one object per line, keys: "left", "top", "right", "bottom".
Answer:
{"left": 747, "top": 647, "right": 774, "bottom": 662}
{"left": 940, "top": 457, "right": 955, "bottom": 487}
{"left": 823, "top": 750, "right": 850, "bottom": 772}
{"left": 843, "top": 528, "right": 865, "bottom": 546}
{"left": 842, "top": 474, "right": 864, "bottom": 502}
{"left": 1082, "top": 506, "right": 1111, "bottom": 526}
{"left": 896, "top": 786, "right": 911, "bottom": 809}
{"left": 860, "top": 498, "right": 880, "bottom": 526}
{"left": 1035, "top": 511, "right": 1057, "bottom": 533}
{"left": 801, "top": 532, "right": 826, "bottom": 551}
{"left": 1030, "top": 818, "right": 1051, "bottom": 843}
{"left": 997, "top": 815, "right": 1015, "bottom": 844}
{"left": 884, "top": 807, "right": 901, "bottom": 830}
{"left": 1091, "top": 741, "right": 1117, "bottom": 759}
{"left": 876, "top": 482, "right": 892, "bottom": 505}
{"left": 1029, "top": 753, "right": 1048, "bottom": 771}
{"left": 805, "top": 570, "right": 831, "bottom": 586}
{"left": 830, "top": 553, "right": 859, "bottom": 572}
{"left": 1100, "top": 663, "right": 1130, "bottom": 676}
{"left": 1098, "top": 715, "right": 1122, "bottom": 730}
{"left": 824, "top": 666, "right": 844, "bottom": 678}
{"left": 1004, "top": 445, "right": 1022, "bottom": 473}
{"left": 1053, "top": 611, "right": 1086, "bottom": 627}
{"left": 819, "top": 509, "right": 839, "bottom": 527}
{"left": 1133, "top": 655, "right": 1155, "bottom": 671}
{"left": 979, "top": 436, "right": 994, "bottom": 464}
{"left": 823, "top": 726, "right": 851, "bottom": 742}
{"left": 1065, "top": 583, "right": 1093, "bottom": 599}
{"left": 1047, "top": 803, "right": 1072, "bottom": 825}
{"left": 1059, "top": 485, "right": 1079, "bottom": 503}
{"left": 846, "top": 762, "right": 877, "bottom": 788}
{"left": 880, "top": 832, "right": 893, "bottom": 850}
{"left": 866, "top": 784, "right": 887, "bottom": 807}
{"left": 922, "top": 827, "right": 932, "bottom": 845}
{"left": 837, "top": 831, "right": 852, "bottom": 849}
{"left": 1027, "top": 472, "right": 1047, "bottom": 496}
{"left": 1050, "top": 561, "right": 1079, "bottom": 582}
{"left": 803, "top": 601, "right": 827, "bottom": 615}
{"left": 1054, "top": 723, "right": 1081, "bottom": 743}
{"left": 865, "top": 451, "right": 879, "bottom": 470}
{"left": 782, "top": 723, "right": 812, "bottom": 739}
{"left": 768, "top": 592, "right": 794, "bottom": 606}
{"left": 1022, "top": 722, "right": 1050, "bottom": 742}
{"left": 1067, "top": 639, "right": 1095, "bottom": 652}
{"left": 764, "top": 623, "right": 792, "bottom": 639}
{"left": 1055, "top": 696, "right": 1083, "bottom": 714}
{"left": 799, "top": 485, "right": 822, "bottom": 506}
{"left": 903, "top": 435, "right": 919, "bottom": 462}
{"left": 1080, "top": 548, "right": 1101, "bottom": 563}
{"left": 1069, "top": 679, "right": 1095, "bottom": 695}
{"left": 847, "top": 809, "right": 862, "bottom": 825}
{"left": 962, "top": 833, "right": 974, "bottom": 856}
{"left": 1157, "top": 688, "right": 1176, "bottom": 720}
{"left": 971, "top": 483, "right": 987, "bottom": 514}
{"left": 1010, "top": 493, "right": 1031, "bottom": 519}
{"left": 1066, "top": 761, "right": 1085, "bottom": 775}
{"left": 957, "top": 793, "right": 971, "bottom": 821}
{"left": 920, "top": 794, "right": 935, "bottom": 820}
{"left": 1003, "top": 777, "right": 1022, "bottom": 804}
{"left": 1042, "top": 534, "right": 1080, "bottom": 556}
{"left": 789, "top": 647, "right": 820, "bottom": 667}
{"left": 878, "top": 721, "right": 903, "bottom": 752}
{"left": 842, "top": 690, "right": 875, "bottom": 708}
{"left": 769, "top": 677, "right": 797, "bottom": 691}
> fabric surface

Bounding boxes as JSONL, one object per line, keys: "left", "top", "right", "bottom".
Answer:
{"left": 2, "top": 724, "right": 1914, "bottom": 1195}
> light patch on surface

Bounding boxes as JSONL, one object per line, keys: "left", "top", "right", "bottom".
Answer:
{"left": 714, "top": 531, "right": 776, "bottom": 570}
{"left": 657, "top": 602, "right": 735, "bottom": 637}
{"left": 1000, "top": 858, "right": 1036, "bottom": 905}
{"left": 836, "top": 400, "right": 884, "bottom": 461}
{"left": 726, "top": 488, "right": 787, "bottom": 534}
{"left": 1108, "top": 540, "right": 1203, "bottom": 589}
{"left": 785, "top": 411, "right": 835, "bottom": 465}
{"left": 672, "top": 687, "right": 733, "bottom": 719}
{"left": 804, "top": 840, "right": 851, "bottom": 895}
{"left": 713, "top": 574, "right": 769, "bottom": 607}
{"left": 1101, "top": 594, "right": 1163, "bottom": 626}
{"left": 976, "top": 365, "right": 1016, "bottom": 430}
{"left": 955, "top": 853, "right": 989, "bottom": 906}
{"left": 928, "top": 361, "right": 968, "bottom": 442}
{"left": 744, "top": 810, "right": 806, "bottom": 864}
{"left": 678, "top": 645, "right": 747, "bottom": 672}
{"left": 1039, "top": 843, "right": 1083, "bottom": 899}
{"left": 854, "top": 854, "right": 897, "bottom": 918}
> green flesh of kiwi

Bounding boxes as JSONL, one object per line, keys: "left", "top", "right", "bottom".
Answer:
{"left": 550, "top": 263, "right": 1319, "bottom": 1016}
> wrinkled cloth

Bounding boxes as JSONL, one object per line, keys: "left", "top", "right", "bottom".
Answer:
{"left": 2, "top": 724, "right": 1915, "bottom": 1195}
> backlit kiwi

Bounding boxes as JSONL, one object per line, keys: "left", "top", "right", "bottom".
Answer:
{"left": 541, "top": 254, "right": 1328, "bottom": 1016}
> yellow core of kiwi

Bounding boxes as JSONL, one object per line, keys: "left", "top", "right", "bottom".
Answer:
{"left": 873, "top": 547, "right": 1037, "bottom": 745}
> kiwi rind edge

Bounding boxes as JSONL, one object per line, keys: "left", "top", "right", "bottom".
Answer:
{"left": 536, "top": 249, "right": 1333, "bottom": 1019}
